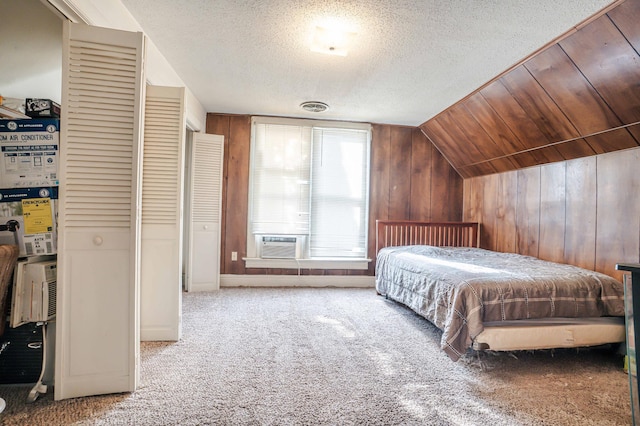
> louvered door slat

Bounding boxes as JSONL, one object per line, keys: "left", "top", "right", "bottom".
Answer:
{"left": 68, "top": 49, "right": 137, "bottom": 59}
{"left": 70, "top": 109, "right": 134, "bottom": 120}
{"left": 67, "top": 98, "right": 136, "bottom": 110}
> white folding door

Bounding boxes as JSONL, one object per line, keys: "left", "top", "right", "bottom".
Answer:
{"left": 140, "top": 85, "right": 186, "bottom": 341}
{"left": 185, "top": 133, "right": 224, "bottom": 292}
{"left": 55, "top": 22, "right": 145, "bottom": 400}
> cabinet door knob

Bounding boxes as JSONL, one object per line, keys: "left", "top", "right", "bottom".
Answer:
{"left": 93, "top": 236, "right": 104, "bottom": 246}
{"left": 203, "top": 225, "right": 209, "bottom": 230}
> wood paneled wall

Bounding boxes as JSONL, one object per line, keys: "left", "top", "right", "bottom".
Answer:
{"left": 368, "top": 124, "right": 463, "bottom": 274}
{"left": 421, "top": 0, "right": 640, "bottom": 178}
{"left": 463, "top": 147, "right": 640, "bottom": 281}
{"left": 206, "top": 114, "right": 463, "bottom": 276}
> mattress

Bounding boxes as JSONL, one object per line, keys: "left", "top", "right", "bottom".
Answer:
{"left": 375, "top": 245, "right": 625, "bottom": 360}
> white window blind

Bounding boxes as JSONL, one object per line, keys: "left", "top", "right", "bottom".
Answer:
{"left": 249, "top": 117, "right": 370, "bottom": 259}
{"left": 250, "top": 123, "right": 311, "bottom": 235}
{"left": 310, "top": 127, "right": 369, "bottom": 258}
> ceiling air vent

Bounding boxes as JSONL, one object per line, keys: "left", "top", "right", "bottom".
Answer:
{"left": 300, "top": 101, "right": 329, "bottom": 113}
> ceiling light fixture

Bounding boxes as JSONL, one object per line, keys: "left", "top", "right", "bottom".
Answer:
{"left": 310, "top": 25, "right": 356, "bottom": 56}
{"left": 300, "top": 101, "right": 329, "bottom": 113}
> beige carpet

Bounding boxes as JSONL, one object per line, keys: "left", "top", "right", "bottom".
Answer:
{"left": 0, "top": 288, "right": 632, "bottom": 425}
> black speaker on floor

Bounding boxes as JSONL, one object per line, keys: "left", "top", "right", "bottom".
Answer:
{"left": 0, "top": 322, "right": 43, "bottom": 384}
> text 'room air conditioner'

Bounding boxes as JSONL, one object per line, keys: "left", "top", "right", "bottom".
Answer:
{"left": 259, "top": 235, "right": 304, "bottom": 259}
{"left": 10, "top": 259, "right": 57, "bottom": 328}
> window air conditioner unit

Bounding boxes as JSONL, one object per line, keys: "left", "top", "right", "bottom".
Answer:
{"left": 10, "top": 259, "right": 57, "bottom": 328}
{"left": 259, "top": 235, "right": 304, "bottom": 259}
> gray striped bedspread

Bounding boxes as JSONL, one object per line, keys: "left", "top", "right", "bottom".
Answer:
{"left": 375, "top": 245, "right": 625, "bottom": 361}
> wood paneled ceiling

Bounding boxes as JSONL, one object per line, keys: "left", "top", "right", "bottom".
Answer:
{"left": 420, "top": 0, "right": 640, "bottom": 178}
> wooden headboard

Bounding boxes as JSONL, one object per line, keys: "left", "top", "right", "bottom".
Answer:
{"left": 376, "top": 220, "right": 480, "bottom": 253}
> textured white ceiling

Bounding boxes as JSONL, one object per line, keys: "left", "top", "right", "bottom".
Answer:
{"left": 120, "top": 0, "right": 613, "bottom": 126}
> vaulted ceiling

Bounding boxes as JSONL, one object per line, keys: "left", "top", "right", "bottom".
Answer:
{"left": 120, "top": 0, "right": 614, "bottom": 127}
{"left": 420, "top": 0, "right": 640, "bottom": 177}
{"left": 118, "top": 0, "right": 640, "bottom": 179}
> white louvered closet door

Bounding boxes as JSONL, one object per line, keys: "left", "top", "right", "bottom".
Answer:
{"left": 141, "top": 85, "right": 186, "bottom": 341}
{"left": 55, "top": 22, "right": 145, "bottom": 400}
{"left": 187, "top": 133, "right": 224, "bottom": 291}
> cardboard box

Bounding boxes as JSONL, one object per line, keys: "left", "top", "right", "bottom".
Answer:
{"left": 0, "top": 119, "right": 59, "bottom": 188}
{"left": 25, "top": 99, "right": 60, "bottom": 118}
{"left": 0, "top": 187, "right": 58, "bottom": 257}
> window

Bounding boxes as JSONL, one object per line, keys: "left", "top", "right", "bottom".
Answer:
{"left": 247, "top": 116, "right": 371, "bottom": 266}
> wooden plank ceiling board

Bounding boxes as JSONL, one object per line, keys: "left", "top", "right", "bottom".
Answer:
{"left": 429, "top": 109, "right": 497, "bottom": 174}
{"left": 583, "top": 128, "right": 638, "bottom": 153}
{"left": 420, "top": 0, "right": 639, "bottom": 178}
{"left": 447, "top": 104, "right": 519, "bottom": 172}
{"left": 629, "top": 124, "right": 640, "bottom": 140}
{"left": 608, "top": 0, "right": 640, "bottom": 145}
{"left": 420, "top": 119, "right": 468, "bottom": 177}
{"left": 423, "top": 115, "right": 484, "bottom": 173}
{"left": 560, "top": 12, "right": 640, "bottom": 143}
{"left": 479, "top": 80, "right": 564, "bottom": 164}
{"left": 500, "top": 66, "right": 580, "bottom": 147}
{"left": 552, "top": 137, "right": 598, "bottom": 160}
{"left": 463, "top": 93, "right": 539, "bottom": 168}
{"left": 438, "top": 108, "right": 496, "bottom": 165}
{"left": 609, "top": 0, "right": 640, "bottom": 53}
{"left": 524, "top": 45, "right": 623, "bottom": 142}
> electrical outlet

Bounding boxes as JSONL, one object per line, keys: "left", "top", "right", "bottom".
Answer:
{"left": 231, "top": 251, "right": 238, "bottom": 261}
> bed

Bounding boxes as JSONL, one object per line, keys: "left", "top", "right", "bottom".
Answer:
{"left": 375, "top": 220, "right": 626, "bottom": 361}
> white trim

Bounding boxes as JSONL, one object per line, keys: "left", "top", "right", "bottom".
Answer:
{"left": 251, "top": 115, "right": 372, "bottom": 131}
{"left": 42, "top": 0, "right": 91, "bottom": 24}
{"left": 220, "top": 274, "right": 375, "bottom": 288}
{"left": 189, "top": 282, "right": 219, "bottom": 292}
{"left": 243, "top": 258, "right": 371, "bottom": 270}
